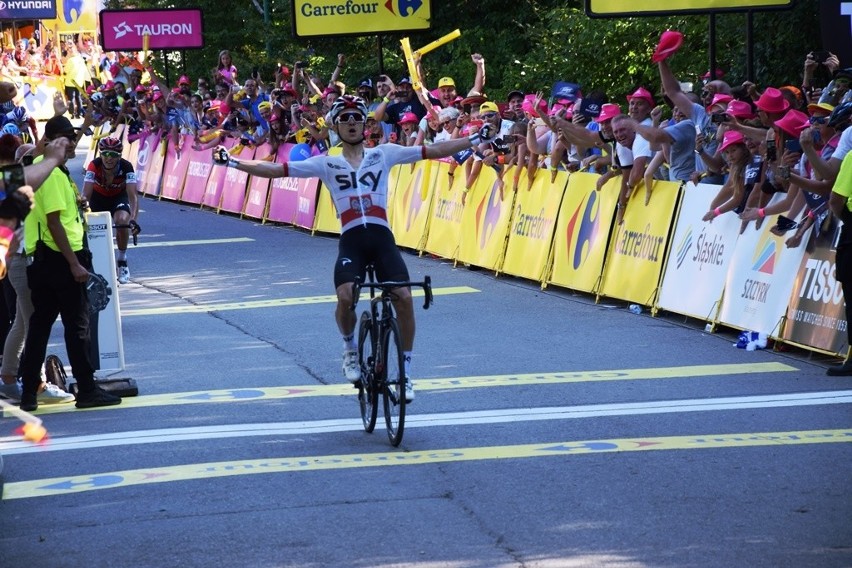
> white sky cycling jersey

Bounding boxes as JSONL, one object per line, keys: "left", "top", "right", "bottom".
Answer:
{"left": 282, "top": 144, "right": 425, "bottom": 233}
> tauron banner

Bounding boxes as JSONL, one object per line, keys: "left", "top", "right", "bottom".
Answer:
{"left": 782, "top": 222, "right": 848, "bottom": 355}
{"left": 100, "top": 9, "right": 204, "bottom": 51}
{"left": 292, "top": 0, "right": 431, "bottom": 38}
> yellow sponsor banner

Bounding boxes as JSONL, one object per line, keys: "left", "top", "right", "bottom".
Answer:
{"left": 293, "top": 0, "right": 431, "bottom": 38}
{"left": 391, "top": 161, "right": 433, "bottom": 250}
{"left": 312, "top": 184, "right": 340, "bottom": 235}
{"left": 599, "top": 180, "right": 681, "bottom": 305}
{"left": 502, "top": 168, "right": 567, "bottom": 282}
{"left": 16, "top": 75, "right": 64, "bottom": 121}
{"left": 424, "top": 160, "right": 464, "bottom": 260}
{"left": 457, "top": 165, "right": 514, "bottom": 271}
{"left": 587, "top": 0, "right": 791, "bottom": 16}
{"left": 549, "top": 173, "right": 620, "bottom": 294}
{"left": 41, "top": 0, "right": 98, "bottom": 34}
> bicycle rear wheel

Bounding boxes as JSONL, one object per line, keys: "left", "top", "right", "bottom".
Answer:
{"left": 382, "top": 318, "right": 406, "bottom": 446}
{"left": 357, "top": 311, "right": 378, "bottom": 433}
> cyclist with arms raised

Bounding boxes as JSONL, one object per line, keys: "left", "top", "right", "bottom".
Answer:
{"left": 83, "top": 137, "right": 139, "bottom": 284}
{"left": 214, "top": 94, "right": 494, "bottom": 401}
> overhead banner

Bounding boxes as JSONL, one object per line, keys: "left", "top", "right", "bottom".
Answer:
{"left": 0, "top": 0, "right": 57, "bottom": 20}
{"left": 717, "top": 198, "right": 810, "bottom": 337}
{"left": 657, "top": 182, "right": 740, "bottom": 321}
{"left": 586, "top": 0, "right": 792, "bottom": 17}
{"left": 292, "top": 0, "right": 431, "bottom": 38}
{"left": 100, "top": 9, "right": 204, "bottom": 51}
{"left": 782, "top": 222, "right": 847, "bottom": 355}
{"left": 548, "top": 173, "right": 618, "bottom": 294}
{"left": 599, "top": 180, "right": 681, "bottom": 306}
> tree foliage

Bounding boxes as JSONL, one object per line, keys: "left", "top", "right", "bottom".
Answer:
{"left": 109, "top": 0, "right": 821, "bottom": 102}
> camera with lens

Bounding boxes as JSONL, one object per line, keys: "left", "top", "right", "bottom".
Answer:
{"left": 710, "top": 112, "right": 729, "bottom": 124}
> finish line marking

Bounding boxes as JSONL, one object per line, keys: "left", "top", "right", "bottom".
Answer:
{"left": 4, "top": 428, "right": 850, "bottom": 500}
{"left": 17, "top": 362, "right": 797, "bottom": 417}
{"left": 134, "top": 237, "right": 255, "bottom": 248}
{"left": 2, "top": 390, "right": 849, "bottom": 456}
{"left": 122, "top": 286, "right": 479, "bottom": 316}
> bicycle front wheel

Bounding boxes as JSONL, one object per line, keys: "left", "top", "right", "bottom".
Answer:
{"left": 357, "top": 311, "right": 378, "bottom": 433}
{"left": 382, "top": 318, "right": 406, "bottom": 446}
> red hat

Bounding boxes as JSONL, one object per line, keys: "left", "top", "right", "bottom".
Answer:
{"left": 755, "top": 87, "right": 790, "bottom": 114}
{"left": 719, "top": 130, "right": 746, "bottom": 152}
{"left": 522, "top": 94, "right": 548, "bottom": 116}
{"left": 706, "top": 93, "right": 733, "bottom": 112}
{"left": 774, "top": 109, "right": 810, "bottom": 138}
{"left": 399, "top": 112, "right": 419, "bottom": 124}
{"left": 595, "top": 103, "right": 622, "bottom": 123}
{"left": 178, "top": 75, "right": 190, "bottom": 85}
{"left": 627, "top": 87, "right": 655, "bottom": 107}
{"left": 652, "top": 30, "right": 684, "bottom": 63}
{"left": 702, "top": 69, "right": 726, "bottom": 80}
{"left": 550, "top": 102, "right": 572, "bottom": 118}
{"left": 725, "top": 100, "right": 755, "bottom": 120}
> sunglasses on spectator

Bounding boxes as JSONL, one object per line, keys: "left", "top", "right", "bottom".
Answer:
{"left": 809, "top": 116, "right": 828, "bottom": 125}
{"left": 480, "top": 112, "right": 497, "bottom": 119}
{"left": 337, "top": 112, "right": 364, "bottom": 124}
{"left": 101, "top": 151, "right": 120, "bottom": 158}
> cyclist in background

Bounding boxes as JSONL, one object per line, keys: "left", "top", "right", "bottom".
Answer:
{"left": 82, "top": 137, "right": 138, "bottom": 284}
{"left": 213, "top": 95, "right": 495, "bottom": 402}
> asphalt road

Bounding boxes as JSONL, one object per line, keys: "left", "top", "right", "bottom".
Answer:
{"left": 0, "top": 141, "right": 850, "bottom": 567}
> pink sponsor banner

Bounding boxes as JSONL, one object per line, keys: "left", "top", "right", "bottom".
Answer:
{"left": 133, "top": 131, "right": 151, "bottom": 191}
{"left": 180, "top": 145, "right": 215, "bottom": 204}
{"left": 243, "top": 143, "right": 273, "bottom": 220}
{"left": 140, "top": 135, "right": 166, "bottom": 197}
{"left": 219, "top": 144, "right": 257, "bottom": 214}
{"left": 100, "top": 9, "right": 204, "bottom": 51}
{"left": 159, "top": 135, "right": 193, "bottom": 201}
{"left": 201, "top": 138, "right": 236, "bottom": 208}
{"left": 293, "top": 177, "right": 321, "bottom": 229}
{"left": 266, "top": 144, "right": 301, "bottom": 225}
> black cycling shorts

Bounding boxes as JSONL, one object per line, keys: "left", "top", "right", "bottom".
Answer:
{"left": 89, "top": 193, "right": 131, "bottom": 216}
{"left": 334, "top": 224, "right": 409, "bottom": 288}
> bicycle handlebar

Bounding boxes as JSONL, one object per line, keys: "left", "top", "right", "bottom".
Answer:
{"left": 351, "top": 275, "right": 433, "bottom": 312}
{"left": 113, "top": 220, "right": 141, "bottom": 246}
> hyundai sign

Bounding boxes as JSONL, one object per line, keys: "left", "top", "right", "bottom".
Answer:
{"left": 0, "top": 0, "right": 57, "bottom": 20}
{"left": 292, "top": 0, "right": 431, "bottom": 38}
{"left": 100, "top": 9, "right": 204, "bottom": 51}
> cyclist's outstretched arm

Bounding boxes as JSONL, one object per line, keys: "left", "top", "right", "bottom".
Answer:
{"left": 224, "top": 158, "right": 286, "bottom": 179}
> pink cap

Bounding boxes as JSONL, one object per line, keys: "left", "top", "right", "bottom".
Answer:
{"left": 755, "top": 87, "right": 790, "bottom": 114}
{"left": 652, "top": 30, "right": 684, "bottom": 63}
{"left": 706, "top": 93, "right": 733, "bottom": 112}
{"left": 719, "top": 130, "right": 745, "bottom": 152}
{"left": 725, "top": 100, "right": 755, "bottom": 120}
{"left": 522, "top": 94, "right": 548, "bottom": 116}
{"left": 399, "top": 112, "right": 419, "bottom": 124}
{"left": 595, "top": 103, "right": 622, "bottom": 123}
{"left": 626, "top": 87, "right": 654, "bottom": 108}
{"left": 178, "top": 75, "right": 190, "bottom": 85}
{"left": 774, "top": 109, "right": 810, "bottom": 138}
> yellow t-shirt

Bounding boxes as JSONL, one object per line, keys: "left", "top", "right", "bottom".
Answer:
{"left": 24, "top": 158, "right": 85, "bottom": 254}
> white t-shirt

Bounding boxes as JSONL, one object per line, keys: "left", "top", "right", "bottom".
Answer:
{"left": 833, "top": 127, "right": 852, "bottom": 163}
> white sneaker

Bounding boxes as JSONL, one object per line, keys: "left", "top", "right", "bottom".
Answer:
{"left": 404, "top": 376, "right": 414, "bottom": 403}
{"left": 343, "top": 349, "right": 360, "bottom": 383}
{"left": 117, "top": 263, "right": 130, "bottom": 284}
{"left": 38, "top": 382, "right": 75, "bottom": 404}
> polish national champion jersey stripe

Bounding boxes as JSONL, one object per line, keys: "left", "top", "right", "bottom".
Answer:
{"left": 283, "top": 144, "right": 425, "bottom": 233}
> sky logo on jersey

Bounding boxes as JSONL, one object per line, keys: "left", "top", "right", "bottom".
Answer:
{"left": 675, "top": 227, "right": 693, "bottom": 269}
{"left": 752, "top": 237, "right": 777, "bottom": 274}
{"left": 564, "top": 191, "right": 601, "bottom": 270}
{"left": 384, "top": 0, "right": 422, "bottom": 16}
{"left": 475, "top": 181, "right": 504, "bottom": 249}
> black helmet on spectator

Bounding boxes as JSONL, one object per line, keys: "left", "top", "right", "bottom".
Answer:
{"left": 829, "top": 101, "right": 852, "bottom": 129}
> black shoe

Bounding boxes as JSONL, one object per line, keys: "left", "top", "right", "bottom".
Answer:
{"left": 75, "top": 386, "right": 122, "bottom": 408}
{"left": 19, "top": 393, "right": 37, "bottom": 412}
{"left": 826, "top": 360, "right": 852, "bottom": 376}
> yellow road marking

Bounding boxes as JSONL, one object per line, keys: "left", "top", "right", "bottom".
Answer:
{"left": 134, "top": 237, "right": 255, "bottom": 248}
{"left": 122, "top": 286, "right": 479, "bottom": 316}
{"left": 4, "top": 428, "right": 848, "bottom": 499}
{"left": 21, "top": 362, "right": 797, "bottom": 416}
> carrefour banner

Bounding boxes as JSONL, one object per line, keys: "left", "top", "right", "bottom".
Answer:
{"left": 717, "top": 198, "right": 810, "bottom": 336}
{"left": 292, "top": 0, "right": 431, "bottom": 38}
{"left": 502, "top": 168, "right": 566, "bottom": 282}
{"left": 457, "top": 167, "right": 514, "bottom": 271}
{"left": 549, "top": 173, "right": 619, "bottom": 294}
{"left": 243, "top": 144, "right": 273, "bottom": 220}
{"left": 782, "top": 222, "right": 847, "bottom": 354}
{"left": 599, "top": 180, "right": 681, "bottom": 305}
{"left": 657, "top": 182, "right": 740, "bottom": 320}
{"left": 219, "top": 144, "right": 257, "bottom": 214}
{"left": 391, "top": 161, "right": 433, "bottom": 250}
{"left": 423, "top": 160, "right": 464, "bottom": 260}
